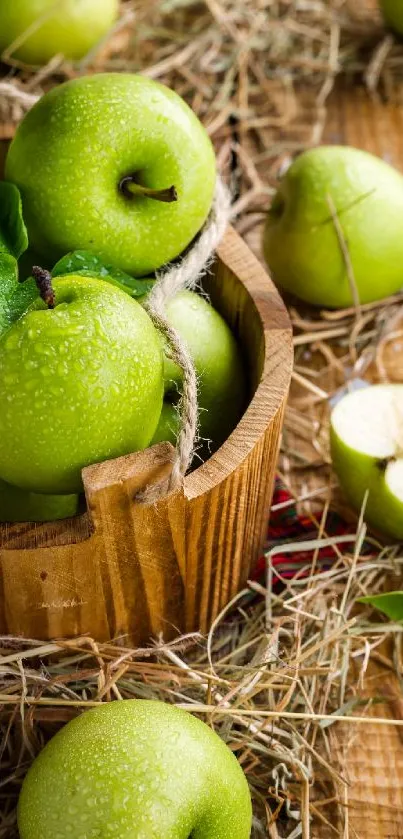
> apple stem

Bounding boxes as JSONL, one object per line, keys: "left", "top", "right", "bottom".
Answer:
{"left": 119, "top": 176, "right": 178, "bottom": 204}
{"left": 32, "top": 266, "right": 56, "bottom": 309}
{"left": 376, "top": 455, "right": 396, "bottom": 472}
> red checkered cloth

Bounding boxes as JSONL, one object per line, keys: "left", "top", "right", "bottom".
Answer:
{"left": 253, "top": 476, "right": 367, "bottom": 583}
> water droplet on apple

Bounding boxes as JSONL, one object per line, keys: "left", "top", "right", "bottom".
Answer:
{"left": 57, "top": 362, "right": 68, "bottom": 377}
{"left": 34, "top": 341, "right": 53, "bottom": 356}
{"left": 3, "top": 373, "right": 16, "bottom": 386}
{"left": 4, "top": 332, "right": 19, "bottom": 350}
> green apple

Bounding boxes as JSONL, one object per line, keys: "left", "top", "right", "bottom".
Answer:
{"left": 5, "top": 73, "right": 216, "bottom": 276}
{"left": 380, "top": 0, "right": 403, "bottom": 35}
{"left": 263, "top": 145, "right": 403, "bottom": 308}
{"left": 0, "top": 478, "right": 79, "bottom": 522}
{"left": 0, "top": 0, "right": 118, "bottom": 66}
{"left": 0, "top": 272, "right": 163, "bottom": 494}
{"left": 152, "top": 400, "right": 180, "bottom": 447}
{"left": 18, "top": 699, "right": 252, "bottom": 839}
{"left": 152, "top": 291, "right": 246, "bottom": 450}
{"left": 330, "top": 383, "right": 403, "bottom": 540}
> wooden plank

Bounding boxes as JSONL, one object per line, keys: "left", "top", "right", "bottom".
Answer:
{"left": 325, "top": 82, "right": 403, "bottom": 166}
{"left": 321, "top": 83, "right": 403, "bottom": 839}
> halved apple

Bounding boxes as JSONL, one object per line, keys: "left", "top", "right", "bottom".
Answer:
{"left": 330, "top": 384, "right": 403, "bottom": 540}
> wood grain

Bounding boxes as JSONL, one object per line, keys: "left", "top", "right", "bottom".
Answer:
{"left": 0, "top": 226, "right": 293, "bottom": 643}
{"left": 321, "top": 84, "right": 403, "bottom": 839}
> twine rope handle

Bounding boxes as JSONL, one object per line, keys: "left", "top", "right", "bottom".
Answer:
{"left": 0, "top": 81, "right": 232, "bottom": 504}
{"left": 139, "top": 177, "right": 231, "bottom": 504}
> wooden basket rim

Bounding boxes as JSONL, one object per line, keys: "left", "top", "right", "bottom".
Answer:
{"left": 184, "top": 225, "right": 293, "bottom": 501}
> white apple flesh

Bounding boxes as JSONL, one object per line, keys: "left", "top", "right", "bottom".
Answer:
{"left": 330, "top": 384, "right": 403, "bottom": 540}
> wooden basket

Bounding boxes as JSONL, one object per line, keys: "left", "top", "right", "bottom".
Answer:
{"left": 0, "top": 226, "right": 292, "bottom": 644}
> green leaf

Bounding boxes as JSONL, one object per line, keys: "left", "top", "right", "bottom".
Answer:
{"left": 0, "top": 253, "right": 37, "bottom": 338}
{"left": 52, "top": 250, "right": 154, "bottom": 298}
{"left": 358, "top": 592, "right": 403, "bottom": 622}
{"left": 0, "top": 181, "right": 29, "bottom": 259}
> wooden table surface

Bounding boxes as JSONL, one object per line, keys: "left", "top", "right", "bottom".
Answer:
{"left": 230, "top": 77, "right": 403, "bottom": 837}
{"left": 319, "top": 84, "right": 403, "bottom": 839}
{"left": 2, "top": 69, "right": 403, "bottom": 837}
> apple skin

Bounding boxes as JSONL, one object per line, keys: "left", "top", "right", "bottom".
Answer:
{"left": 151, "top": 400, "right": 180, "bottom": 447}
{"left": 263, "top": 145, "right": 403, "bottom": 308}
{"left": 0, "top": 0, "right": 118, "bottom": 66}
{"left": 17, "top": 699, "right": 252, "bottom": 839}
{"left": 152, "top": 291, "right": 246, "bottom": 449}
{"left": 5, "top": 73, "right": 217, "bottom": 277}
{"left": 380, "top": 0, "right": 403, "bottom": 35}
{"left": 0, "top": 275, "right": 163, "bottom": 494}
{"left": 330, "top": 385, "right": 403, "bottom": 540}
{"left": 0, "top": 478, "right": 79, "bottom": 522}
{"left": 331, "top": 432, "right": 403, "bottom": 540}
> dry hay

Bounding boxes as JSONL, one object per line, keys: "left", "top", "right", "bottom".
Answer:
{"left": 2, "top": 532, "right": 403, "bottom": 839}
{"left": 2, "top": 1, "right": 403, "bottom": 838}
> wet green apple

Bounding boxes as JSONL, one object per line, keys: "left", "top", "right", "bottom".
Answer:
{"left": 0, "top": 273, "right": 163, "bottom": 494}
{"left": 263, "top": 145, "right": 403, "bottom": 308}
{"left": 151, "top": 400, "right": 180, "bottom": 447}
{"left": 5, "top": 73, "right": 216, "bottom": 276}
{"left": 0, "top": 0, "right": 118, "bottom": 66}
{"left": 380, "top": 0, "right": 403, "bottom": 35}
{"left": 152, "top": 291, "right": 246, "bottom": 450}
{"left": 0, "top": 478, "right": 79, "bottom": 522}
{"left": 330, "top": 383, "right": 403, "bottom": 540}
{"left": 18, "top": 699, "right": 252, "bottom": 839}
